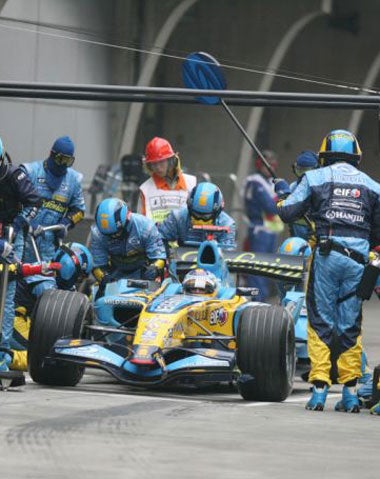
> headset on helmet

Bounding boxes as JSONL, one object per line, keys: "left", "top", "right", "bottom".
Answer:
{"left": 182, "top": 268, "right": 218, "bottom": 295}
{"left": 187, "top": 182, "right": 224, "bottom": 222}
{"left": 278, "top": 237, "right": 312, "bottom": 257}
{"left": 318, "top": 129, "right": 362, "bottom": 167}
{"left": 95, "top": 198, "right": 129, "bottom": 236}
{"left": 54, "top": 242, "right": 93, "bottom": 289}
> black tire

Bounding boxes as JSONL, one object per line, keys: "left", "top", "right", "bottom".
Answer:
{"left": 28, "top": 289, "right": 92, "bottom": 386}
{"left": 236, "top": 305, "right": 295, "bottom": 402}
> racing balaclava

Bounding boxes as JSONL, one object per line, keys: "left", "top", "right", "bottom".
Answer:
{"left": 46, "top": 136, "right": 75, "bottom": 177}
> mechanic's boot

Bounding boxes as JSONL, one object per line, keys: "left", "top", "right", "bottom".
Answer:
{"left": 370, "top": 401, "right": 380, "bottom": 416}
{"left": 0, "top": 351, "right": 24, "bottom": 390}
{"left": 357, "top": 377, "right": 373, "bottom": 407}
{"left": 305, "top": 386, "right": 328, "bottom": 411}
{"left": 335, "top": 385, "right": 360, "bottom": 413}
{"left": 0, "top": 352, "right": 11, "bottom": 372}
{"left": 358, "top": 371, "right": 372, "bottom": 385}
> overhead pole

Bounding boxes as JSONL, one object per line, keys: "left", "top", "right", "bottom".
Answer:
{"left": 232, "top": 2, "right": 333, "bottom": 240}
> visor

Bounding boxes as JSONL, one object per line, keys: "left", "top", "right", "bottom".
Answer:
{"left": 191, "top": 211, "right": 214, "bottom": 222}
{"left": 52, "top": 150, "right": 75, "bottom": 167}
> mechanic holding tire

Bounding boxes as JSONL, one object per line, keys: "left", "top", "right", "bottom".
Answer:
{"left": 275, "top": 129, "right": 380, "bottom": 413}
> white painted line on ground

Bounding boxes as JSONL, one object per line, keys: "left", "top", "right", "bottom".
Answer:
{"left": 243, "top": 392, "right": 341, "bottom": 406}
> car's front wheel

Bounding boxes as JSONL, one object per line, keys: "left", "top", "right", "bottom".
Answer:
{"left": 236, "top": 304, "right": 295, "bottom": 402}
{"left": 28, "top": 289, "right": 92, "bottom": 386}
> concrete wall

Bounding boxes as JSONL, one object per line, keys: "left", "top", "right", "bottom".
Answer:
{"left": 0, "top": 0, "right": 114, "bottom": 200}
{"left": 0, "top": 0, "right": 379, "bottom": 225}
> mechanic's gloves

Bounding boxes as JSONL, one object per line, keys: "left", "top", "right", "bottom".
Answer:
{"left": 142, "top": 259, "right": 165, "bottom": 282}
{"left": 13, "top": 214, "right": 30, "bottom": 235}
{"left": 0, "top": 239, "right": 13, "bottom": 259}
{"left": 273, "top": 178, "right": 291, "bottom": 199}
{"left": 56, "top": 217, "right": 72, "bottom": 240}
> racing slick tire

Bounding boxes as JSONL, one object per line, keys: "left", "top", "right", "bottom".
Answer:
{"left": 28, "top": 289, "right": 92, "bottom": 386}
{"left": 236, "top": 304, "right": 296, "bottom": 402}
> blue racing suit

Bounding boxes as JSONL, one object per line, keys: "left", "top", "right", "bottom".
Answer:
{"left": 0, "top": 165, "right": 41, "bottom": 370}
{"left": 277, "top": 161, "right": 380, "bottom": 386}
{"left": 90, "top": 213, "right": 166, "bottom": 327}
{"left": 288, "top": 180, "right": 313, "bottom": 241}
{"left": 242, "top": 173, "right": 283, "bottom": 301}
{"left": 158, "top": 207, "right": 236, "bottom": 250}
{"left": 22, "top": 160, "right": 85, "bottom": 296}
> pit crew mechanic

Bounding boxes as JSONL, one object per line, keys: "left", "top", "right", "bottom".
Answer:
{"left": 158, "top": 182, "right": 236, "bottom": 250}
{"left": 275, "top": 129, "right": 380, "bottom": 413}
{"left": 288, "top": 150, "right": 319, "bottom": 242}
{"left": 10, "top": 242, "right": 93, "bottom": 372}
{"left": 138, "top": 137, "right": 196, "bottom": 223}
{"left": 90, "top": 198, "right": 167, "bottom": 328}
{"left": 90, "top": 197, "right": 166, "bottom": 288}
{"left": 22, "top": 136, "right": 86, "bottom": 297}
{"left": 0, "top": 138, "right": 41, "bottom": 372}
{"left": 242, "top": 150, "right": 284, "bottom": 301}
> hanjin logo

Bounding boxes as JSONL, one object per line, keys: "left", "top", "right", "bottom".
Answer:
{"left": 333, "top": 188, "right": 360, "bottom": 198}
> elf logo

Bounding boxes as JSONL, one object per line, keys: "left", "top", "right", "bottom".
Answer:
{"left": 333, "top": 188, "right": 360, "bottom": 198}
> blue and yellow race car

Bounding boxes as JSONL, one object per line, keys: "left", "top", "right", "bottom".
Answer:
{"left": 28, "top": 235, "right": 305, "bottom": 402}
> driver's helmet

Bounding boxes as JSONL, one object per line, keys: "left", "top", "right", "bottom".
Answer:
{"left": 53, "top": 242, "right": 93, "bottom": 289}
{"left": 182, "top": 268, "right": 218, "bottom": 295}
{"left": 278, "top": 237, "right": 312, "bottom": 257}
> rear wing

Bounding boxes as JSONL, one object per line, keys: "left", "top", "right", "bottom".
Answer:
{"left": 174, "top": 247, "right": 306, "bottom": 283}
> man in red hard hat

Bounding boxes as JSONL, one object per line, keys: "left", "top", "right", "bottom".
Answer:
{"left": 138, "top": 137, "right": 196, "bottom": 223}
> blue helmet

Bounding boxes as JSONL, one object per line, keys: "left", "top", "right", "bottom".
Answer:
{"left": 293, "top": 150, "right": 318, "bottom": 178}
{"left": 182, "top": 268, "right": 218, "bottom": 295}
{"left": 54, "top": 242, "right": 93, "bottom": 289}
{"left": 187, "top": 182, "right": 224, "bottom": 223}
{"left": 278, "top": 237, "right": 312, "bottom": 257}
{"left": 95, "top": 198, "right": 129, "bottom": 236}
{"left": 318, "top": 129, "right": 361, "bottom": 166}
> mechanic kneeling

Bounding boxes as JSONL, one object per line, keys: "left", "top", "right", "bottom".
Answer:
{"left": 90, "top": 198, "right": 166, "bottom": 327}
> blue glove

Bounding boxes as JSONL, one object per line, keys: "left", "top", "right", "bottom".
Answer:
{"left": 273, "top": 178, "right": 291, "bottom": 199}
{"left": 56, "top": 218, "right": 72, "bottom": 240}
{"left": 0, "top": 239, "right": 13, "bottom": 259}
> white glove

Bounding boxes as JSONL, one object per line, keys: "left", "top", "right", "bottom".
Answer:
{"left": 0, "top": 240, "right": 13, "bottom": 259}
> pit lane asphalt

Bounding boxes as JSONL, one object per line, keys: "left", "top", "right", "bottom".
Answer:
{"left": 1, "top": 297, "right": 380, "bottom": 479}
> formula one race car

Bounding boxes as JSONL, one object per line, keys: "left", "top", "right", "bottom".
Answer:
{"left": 28, "top": 232, "right": 305, "bottom": 402}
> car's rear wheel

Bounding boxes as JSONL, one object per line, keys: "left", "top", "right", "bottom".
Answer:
{"left": 28, "top": 289, "right": 92, "bottom": 386}
{"left": 236, "top": 304, "right": 295, "bottom": 402}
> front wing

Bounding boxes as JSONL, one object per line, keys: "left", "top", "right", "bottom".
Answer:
{"left": 49, "top": 339, "right": 236, "bottom": 387}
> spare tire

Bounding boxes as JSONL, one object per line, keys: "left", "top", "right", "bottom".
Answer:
{"left": 28, "top": 289, "right": 92, "bottom": 386}
{"left": 237, "top": 304, "right": 295, "bottom": 402}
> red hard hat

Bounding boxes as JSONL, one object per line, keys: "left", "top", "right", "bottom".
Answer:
{"left": 144, "top": 137, "right": 176, "bottom": 163}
